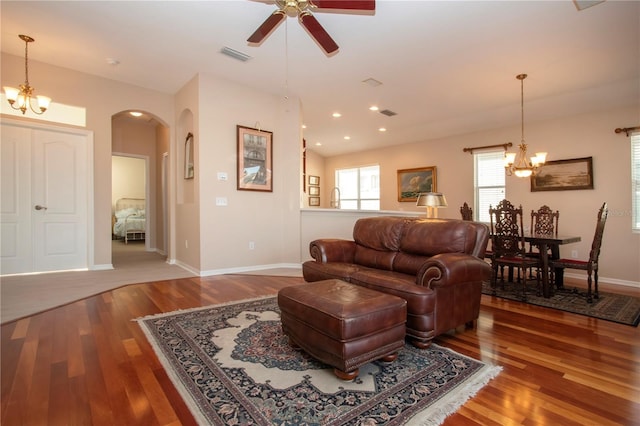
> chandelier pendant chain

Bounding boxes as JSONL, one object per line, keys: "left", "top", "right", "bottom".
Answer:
{"left": 22, "top": 34, "right": 32, "bottom": 87}
{"left": 520, "top": 73, "right": 525, "bottom": 145}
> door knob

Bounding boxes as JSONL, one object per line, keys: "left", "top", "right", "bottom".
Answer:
{"left": 34, "top": 205, "right": 48, "bottom": 211}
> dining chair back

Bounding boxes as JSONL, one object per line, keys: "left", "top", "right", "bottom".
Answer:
{"left": 460, "top": 202, "right": 473, "bottom": 221}
{"left": 531, "top": 205, "right": 559, "bottom": 236}
{"left": 527, "top": 205, "right": 560, "bottom": 275}
{"left": 550, "top": 202, "right": 608, "bottom": 303}
{"left": 489, "top": 199, "right": 540, "bottom": 299}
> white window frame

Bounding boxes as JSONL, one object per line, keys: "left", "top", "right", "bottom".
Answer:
{"left": 474, "top": 150, "right": 506, "bottom": 223}
{"left": 335, "top": 165, "right": 380, "bottom": 210}
{"left": 631, "top": 133, "right": 640, "bottom": 232}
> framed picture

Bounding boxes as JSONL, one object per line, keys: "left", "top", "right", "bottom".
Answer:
{"left": 237, "top": 125, "right": 273, "bottom": 192}
{"left": 309, "top": 186, "right": 320, "bottom": 196}
{"left": 531, "top": 157, "right": 593, "bottom": 192}
{"left": 309, "top": 197, "right": 320, "bottom": 206}
{"left": 309, "top": 175, "right": 320, "bottom": 186}
{"left": 184, "top": 132, "right": 194, "bottom": 179}
{"left": 397, "top": 166, "right": 437, "bottom": 202}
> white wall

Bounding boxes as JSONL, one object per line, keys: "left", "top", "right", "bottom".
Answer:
{"left": 174, "top": 73, "right": 303, "bottom": 275}
{"left": 311, "top": 105, "right": 640, "bottom": 285}
{"left": 111, "top": 156, "right": 145, "bottom": 208}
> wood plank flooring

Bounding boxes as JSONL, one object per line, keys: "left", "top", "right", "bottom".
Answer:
{"left": 2, "top": 275, "right": 639, "bottom": 425}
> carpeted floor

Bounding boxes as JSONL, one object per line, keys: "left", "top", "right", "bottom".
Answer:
{"left": 137, "top": 296, "right": 501, "bottom": 426}
{"left": 482, "top": 280, "right": 640, "bottom": 326}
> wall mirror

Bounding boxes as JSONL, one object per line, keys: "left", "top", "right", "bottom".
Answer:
{"left": 184, "top": 132, "right": 194, "bottom": 179}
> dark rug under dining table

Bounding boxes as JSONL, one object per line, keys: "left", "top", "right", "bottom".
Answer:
{"left": 481, "top": 281, "right": 640, "bottom": 326}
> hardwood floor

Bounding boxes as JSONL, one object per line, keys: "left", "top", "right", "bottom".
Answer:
{"left": 2, "top": 275, "right": 639, "bottom": 425}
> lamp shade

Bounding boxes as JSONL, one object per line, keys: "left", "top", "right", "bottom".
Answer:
{"left": 416, "top": 192, "right": 448, "bottom": 208}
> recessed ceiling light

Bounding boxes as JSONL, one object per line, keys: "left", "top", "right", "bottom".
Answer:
{"left": 332, "top": 112, "right": 341, "bottom": 118}
{"left": 344, "top": 136, "right": 351, "bottom": 140}
{"left": 369, "top": 106, "right": 379, "bottom": 111}
{"left": 315, "top": 142, "right": 322, "bottom": 146}
{"left": 378, "top": 127, "right": 387, "bottom": 132}
{"left": 129, "top": 111, "right": 142, "bottom": 117}
{"left": 302, "top": 124, "right": 307, "bottom": 129}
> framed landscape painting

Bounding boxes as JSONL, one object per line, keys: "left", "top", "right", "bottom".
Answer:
{"left": 397, "top": 166, "right": 437, "bottom": 202}
{"left": 531, "top": 157, "right": 593, "bottom": 192}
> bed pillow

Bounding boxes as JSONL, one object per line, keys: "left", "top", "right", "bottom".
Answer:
{"left": 115, "top": 208, "right": 138, "bottom": 219}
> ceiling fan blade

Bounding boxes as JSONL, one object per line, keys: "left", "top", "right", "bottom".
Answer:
{"left": 312, "top": 0, "right": 375, "bottom": 11}
{"left": 299, "top": 12, "right": 339, "bottom": 54}
{"left": 247, "top": 10, "right": 286, "bottom": 44}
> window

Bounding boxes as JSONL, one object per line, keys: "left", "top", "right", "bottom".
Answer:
{"left": 335, "top": 165, "right": 380, "bottom": 210}
{"left": 632, "top": 133, "right": 640, "bottom": 232}
{"left": 474, "top": 151, "right": 505, "bottom": 223}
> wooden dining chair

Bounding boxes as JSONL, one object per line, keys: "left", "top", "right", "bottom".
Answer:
{"left": 489, "top": 199, "right": 541, "bottom": 299}
{"left": 527, "top": 205, "right": 560, "bottom": 277}
{"left": 460, "top": 202, "right": 473, "bottom": 221}
{"left": 550, "top": 202, "right": 608, "bottom": 303}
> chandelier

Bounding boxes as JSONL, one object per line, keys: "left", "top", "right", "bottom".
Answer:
{"left": 3, "top": 34, "right": 51, "bottom": 115}
{"left": 504, "top": 74, "right": 546, "bottom": 178}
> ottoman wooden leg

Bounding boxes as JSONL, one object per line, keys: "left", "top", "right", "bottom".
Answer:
{"left": 380, "top": 353, "right": 398, "bottom": 362}
{"left": 334, "top": 368, "right": 359, "bottom": 381}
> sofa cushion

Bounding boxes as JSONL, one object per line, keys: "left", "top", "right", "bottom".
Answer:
{"left": 352, "top": 217, "right": 407, "bottom": 270}
{"left": 350, "top": 268, "right": 435, "bottom": 315}
{"left": 400, "top": 219, "right": 478, "bottom": 257}
{"left": 392, "top": 252, "right": 430, "bottom": 276}
{"left": 353, "top": 216, "right": 406, "bottom": 251}
{"left": 302, "top": 261, "right": 360, "bottom": 283}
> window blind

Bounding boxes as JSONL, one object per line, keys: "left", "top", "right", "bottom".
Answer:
{"left": 475, "top": 151, "right": 506, "bottom": 223}
{"left": 632, "top": 133, "right": 640, "bottom": 232}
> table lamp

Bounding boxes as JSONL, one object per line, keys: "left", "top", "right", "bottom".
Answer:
{"left": 416, "top": 192, "right": 448, "bottom": 218}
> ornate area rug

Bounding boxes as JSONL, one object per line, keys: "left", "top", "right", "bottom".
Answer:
{"left": 482, "top": 281, "right": 640, "bottom": 326}
{"left": 137, "top": 296, "right": 501, "bottom": 425}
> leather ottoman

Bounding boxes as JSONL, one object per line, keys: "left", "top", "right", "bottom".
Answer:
{"left": 278, "top": 279, "right": 407, "bottom": 380}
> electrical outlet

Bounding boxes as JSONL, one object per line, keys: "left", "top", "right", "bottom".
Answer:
{"left": 216, "top": 197, "right": 228, "bottom": 206}
{"left": 571, "top": 250, "right": 578, "bottom": 259}
{"left": 249, "top": 241, "right": 255, "bottom": 250}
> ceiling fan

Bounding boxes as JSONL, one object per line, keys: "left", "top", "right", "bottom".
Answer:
{"left": 247, "top": 0, "right": 375, "bottom": 55}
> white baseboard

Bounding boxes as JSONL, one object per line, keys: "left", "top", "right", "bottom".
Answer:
{"left": 91, "top": 263, "right": 114, "bottom": 271}
{"left": 200, "top": 263, "right": 302, "bottom": 277}
{"left": 564, "top": 272, "right": 639, "bottom": 288}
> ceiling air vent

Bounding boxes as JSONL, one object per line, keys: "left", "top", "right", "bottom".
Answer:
{"left": 379, "top": 109, "right": 397, "bottom": 117}
{"left": 220, "top": 46, "right": 252, "bottom": 62}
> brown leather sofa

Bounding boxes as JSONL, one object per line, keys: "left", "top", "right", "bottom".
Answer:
{"left": 302, "top": 216, "right": 491, "bottom": 348}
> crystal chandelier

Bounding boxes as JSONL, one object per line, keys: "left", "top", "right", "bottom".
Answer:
{"left": 3, "top": 35, "right": 51, "bottom": 115}
{"left": 504, "top": 74, "right": 546, "bottom": 178}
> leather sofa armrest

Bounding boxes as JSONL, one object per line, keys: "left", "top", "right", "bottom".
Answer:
{"left": 416, "top": 253, "right": 491, "bottom": 288}
{"left": 309, "top": 239, "right": 357, "bottom": 263}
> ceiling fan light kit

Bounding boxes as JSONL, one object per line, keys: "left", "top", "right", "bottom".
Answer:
{"left": 248, "top": 0, "right": 375, "bottom": 55}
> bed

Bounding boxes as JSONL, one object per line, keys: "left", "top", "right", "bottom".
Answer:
{"left": 112, "top": 198, "right": 146, "bottom": 243}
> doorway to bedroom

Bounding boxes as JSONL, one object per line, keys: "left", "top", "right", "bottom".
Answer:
{"left": 111, "top": 110, "right": 170, "bottom": 271}
{"left": 112, "top": 155, "right": 148, "bottom": 255}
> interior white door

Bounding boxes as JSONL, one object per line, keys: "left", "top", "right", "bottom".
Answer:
{"left": 1, "top": 125, "right": 32, "bottom": 274}
{"left": 1, "top": 121, "right": 89, "bottom": 274}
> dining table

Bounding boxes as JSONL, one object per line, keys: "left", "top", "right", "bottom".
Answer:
{"left": 523, "top": 233, "right": 581, "bottom": 298}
